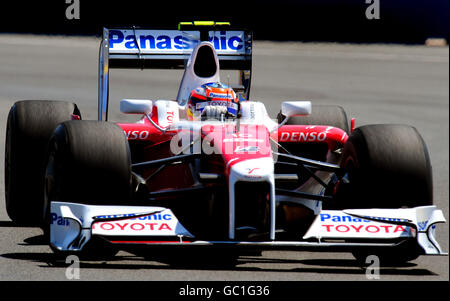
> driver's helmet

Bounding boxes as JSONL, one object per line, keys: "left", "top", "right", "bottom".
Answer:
{"left": 187, "top": 82, "right": 239, "bottom": 120}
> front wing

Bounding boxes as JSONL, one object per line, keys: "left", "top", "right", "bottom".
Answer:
{"left": 49, "top": 202, "right": 447, "bottom": 256}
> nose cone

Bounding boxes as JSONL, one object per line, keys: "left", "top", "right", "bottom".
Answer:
{"left": 229, "top": 157, "right": 274, "bottom": 182}
{"left": 228, "top": 156, "right": 276, "bottom": 240}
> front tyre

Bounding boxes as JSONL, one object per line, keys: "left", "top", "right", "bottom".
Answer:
{"left": 44, "top": 120, "right": 132, "bottom": 205}
{"left": 338, "top": 124, "right": 432, "bottom": 209}
{"left": 44, "top": 120, "right": 132, "bottom": 259}
{"left": 336, "top": 124, "right": 433, "bottom": 264}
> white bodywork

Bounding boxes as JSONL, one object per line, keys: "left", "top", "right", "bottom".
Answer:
{"left": 176, "top": 42, "right": 221, "bottom": 107}
{"left": 120, "top": 99, "right": 153, "bottom": 115}
{"left": 239, "top": 101, "right": 279, "bottom": 131}
{"left": 281, "top": 101, "right": 312, "bottom": 117}
{"left": 50, "top": 202, "right": 193, "bottom": 251}
{"left": 228, "top": 157, "right": 276, "bottom": 240}
{"left": 50, "top": 201, "right": 446, "bottom": 255}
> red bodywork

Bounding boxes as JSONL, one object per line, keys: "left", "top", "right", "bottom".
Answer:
{"left": 117, "top": 112, "right": 348, "bottom": 194}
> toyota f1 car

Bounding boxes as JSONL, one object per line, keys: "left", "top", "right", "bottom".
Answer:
{"left": 5, "top": 22, "right": 447, "bottom": 265}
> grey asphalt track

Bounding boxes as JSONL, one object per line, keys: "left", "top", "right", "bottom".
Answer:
{"left": 0, "top": 34, "right": 448, "bottom": 281}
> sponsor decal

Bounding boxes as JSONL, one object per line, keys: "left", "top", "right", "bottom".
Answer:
{"left": 196, "top": 101, "right": 238, "bottom": 110}
{"left": 50, "top": 213, "right": 70, "bottom": 226}
{"left": 244, "top": 167, "right": 263, "bottom": 178}
{"left": 359, "top": 215, "right": 410, "bottom": 223}
{"left": 235, "top": 146, "right": 259, "bottom": 153}
{"left": 320, "top": 213, "right": 409, "bottom": 224}
{"left": 109, "top": 30, "right": 244, "bottom": 53}
{"left": 92, "top": 212, "right": 176, "bottom": 235}
{"left": 249, "top": 103, "right": 256, "bottom": 119}
{"left": 321, "top": 224, "right": 408, "bottom": 234}
{"left": 125, "top": 130, "right": 149, "bottom": 140}
{"left": 92, "top": 212, "right": 178, "bottom": 235}
{"left": 247, "top": 168, "right": 260, "bottom": 174}
{"left": 319, "top": 213, "right": 410, "bottom": 234}
{"left": 194, "top": 87, "right": 206, "bottom": 95}
{"left": 280, "top": 132, "right": 327, "bottom": 142}
{"left": 166, "top": 111, "right": 175, "bottom": 123}
{"left": 92, "top": 222, "right": 173, "bottom": 232}
{"left": 418, "top": 221, "right": 428, "bottom": 231}
{"left": 95, "top": 213, "right": 172, "bottom": 221}
{"left": 208, "top": 92, "right": 235, "bottom": 99}
{"left": 110, "top": 30, "right": 190, "bottom": 50}
{"left": 320, "top": 213, "right": 371, "bottom": 223}
{"left": 304, "top": 211, "right": 414, "bottom": 239}
{"left": 209, "top": 31, "right": 243, "bottom": 51}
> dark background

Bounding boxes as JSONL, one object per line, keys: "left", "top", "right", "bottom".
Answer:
{"left": 0, "top": 0, "right": 448, "bottom": 43}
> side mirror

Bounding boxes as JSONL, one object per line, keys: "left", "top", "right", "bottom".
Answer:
{"left": 281, "top": 101, "right": 312, "bottom": 118}
{"left": 120, "top": 99, "right": 153, "bottom": 115}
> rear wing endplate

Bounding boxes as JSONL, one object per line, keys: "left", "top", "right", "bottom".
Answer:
{"left": 98, "top": 25, "right": 253, "bottom": 121}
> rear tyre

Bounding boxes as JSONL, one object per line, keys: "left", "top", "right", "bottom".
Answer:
{"left": 336, "top": 124, "right": 433, "bottom": 264}
{"left": 44, "top": 120, "right": 132, "bottom": 259}
{"left": 5, "top": 100, "right": 81, "bottom": 225}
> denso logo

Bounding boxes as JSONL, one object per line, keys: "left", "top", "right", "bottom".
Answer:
{"left": 125, "top": 130, "right": 149, "bottom": 140}
{"left": 280, "top": 132, "right": 327, "bottom": 142}
{"left": 109, "top": 30, "right": 243, "bottom": 52}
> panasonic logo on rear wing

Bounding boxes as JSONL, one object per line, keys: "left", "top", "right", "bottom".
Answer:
{"left": 98, "top": 27, "right": 253, "bottom": 121}
{"left": 108, "top": 29, "right": 249, "bottom": 55}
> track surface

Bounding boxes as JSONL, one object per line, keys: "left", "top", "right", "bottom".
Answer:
{"left": 0, "top": 35, "right": 448, "bottom": 281}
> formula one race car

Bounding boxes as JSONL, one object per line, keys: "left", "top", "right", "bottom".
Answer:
{"left": 5, "top": 22, "right": 447, "bottom": 266}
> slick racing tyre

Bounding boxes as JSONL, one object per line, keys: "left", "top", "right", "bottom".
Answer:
{"left": 44, "top": 120, "right": 132, "bottom": 205}
{"left": 5, "top": 100, "right": 81, "bottom": 225}
{"left": 44, "top": 120, "right": 132, "bottom": 259}
{"left": 336, "top": 124, "right": 433, "bottom": 264}
{"left": 337, "top": 124, "right": 432, "bottom": 209}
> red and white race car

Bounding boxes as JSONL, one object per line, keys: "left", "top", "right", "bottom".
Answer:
{"left": 4, "top": 22, "right": 446, "bottom": 265}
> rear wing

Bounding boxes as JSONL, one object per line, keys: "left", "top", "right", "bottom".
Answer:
{"left": 98, "top": 24, "right": 253, "bottom": 121}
